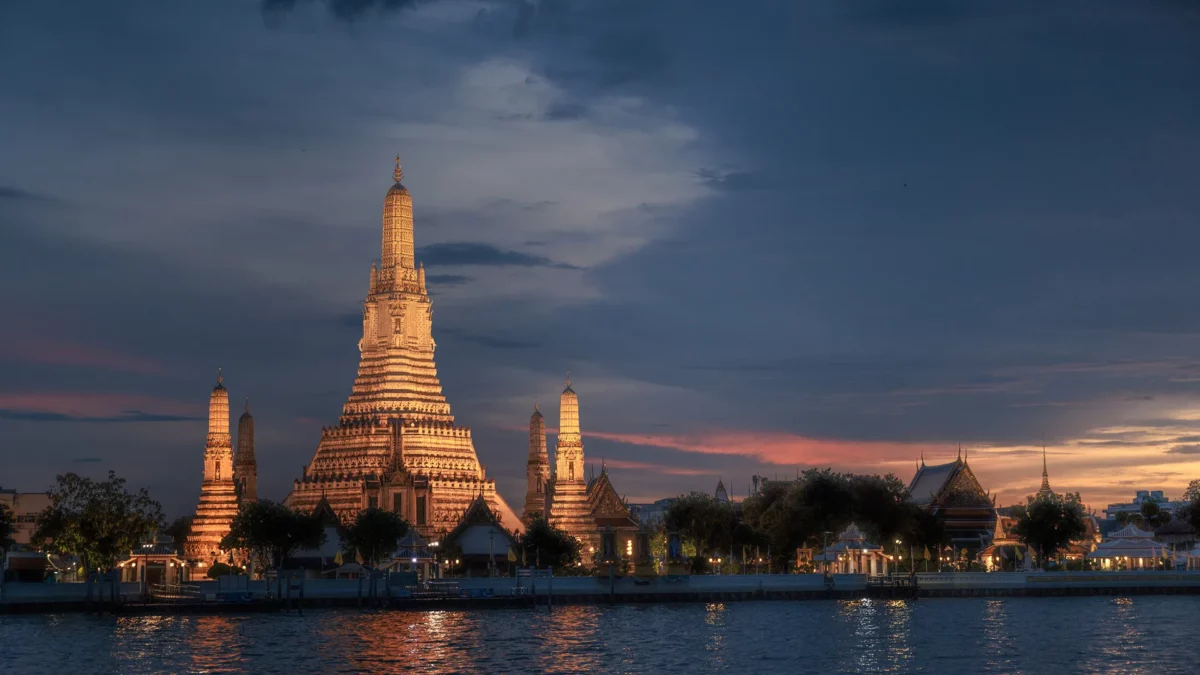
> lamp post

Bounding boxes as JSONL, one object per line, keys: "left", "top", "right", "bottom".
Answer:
{"left": 430, "top": 541, "right": 440, "bottom": 581}
{"left": 893, "top": 539, "right": 902, "bottom": 577}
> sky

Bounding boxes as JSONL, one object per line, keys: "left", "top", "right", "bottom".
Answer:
{"left": 2, "top": 0, "right": 1200, "bottom": 519}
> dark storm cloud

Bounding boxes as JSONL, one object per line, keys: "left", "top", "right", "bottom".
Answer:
{"left": 839, "top": 0, "right": 981, "bottom": 27}
{"left": 261, "top": 0, "right": 424, "bottom": 22}
{"left": 417, "top": 242, "right": 578, "bottom": 269}
{"left": 543, "top": 102, "right": 587, "bottom": 121}
{"left": 0, "top": 185, "right": 55, "bottom": 202}
{"left": 425, "top": 274, "right": 471, "bottom": 286}
{"left": 694, "top": 169, "right": 773, "bottom": 192}
{"left": 439, "top": 327, "right": 541, "bottom": 350}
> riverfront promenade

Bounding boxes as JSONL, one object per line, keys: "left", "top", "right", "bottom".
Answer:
{"left": 5, "top": 571, "right": 1200, "bottom": 613}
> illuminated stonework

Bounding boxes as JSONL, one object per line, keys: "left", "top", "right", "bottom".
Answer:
{"left": 547, "top": 377, "right": 592, "bottom": 539}
{"left": 235, "top": 398, "right": 258, "bottom": 503}
{"left": 542, "top": 377, "right": 638, "bottom": 550}
{"left": 184, "top": 371, "right": 241, "bottom": 561}
{"left": 523, "top": 404, "right": 550, "bottom": 523}
{"left": 285, "top": 158, "right": 521, "bottom": 536}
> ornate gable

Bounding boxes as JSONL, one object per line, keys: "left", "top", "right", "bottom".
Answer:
{"left": 936, "top": 463, "right": 992, "bottom": 509}
{"left": 587, "top": 473, "right": 634, "bottom": 520}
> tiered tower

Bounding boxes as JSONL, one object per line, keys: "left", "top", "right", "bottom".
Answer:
{"left": 235, "top": 398, "right": 258, "bottom": 503}
{"left": 184, "top": 370, "right": 241, "bottom": 561}
{"left": 1037, "top": 446, "right": 1053, "bottom": 498}
{"left": 523, "top": 404, "right": 550, "bottom": 523}
{"left": 285, "top": 158, "right": 519, "bottom": 535}
{"left": 548, "top": 375, "right": 592, "bottom": 540}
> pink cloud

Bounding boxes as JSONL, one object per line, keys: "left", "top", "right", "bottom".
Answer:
{"left": 3, "top": 337, "right": 165, "bottom": 375}
{"left": 583, "top": 428, "right": 939, "bottom": 466}
{"left": 601, "top": 458, "right": 716, "bottom": 477}
{"left": 0, "top": 392, "right": 200, "bottom": 418}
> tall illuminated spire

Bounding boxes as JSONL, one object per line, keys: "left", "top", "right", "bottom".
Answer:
{"left": 1038, "top": 446, "right": 1052, "bottom": 496}
{"left": 381, "top": 154, "right": 415, "bottom": 272}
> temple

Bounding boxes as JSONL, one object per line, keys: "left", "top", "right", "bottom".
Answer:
{"left": 907, "top": 451, "right": 997, "bottom": 551}
{"left": 526, "top": 377, "right": 638, "bottom": 552}
{"left": 284, "top": 158, "right": 521, "bottom": 537}
{"left": 183, "top": 371, "right": 242, "bottom": 561}
{"left": 235, "top": 398, "right": 258, "bottom": 503}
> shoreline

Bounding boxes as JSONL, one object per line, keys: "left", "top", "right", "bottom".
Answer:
{"left": 6, "top": 578, "right": 1200, "bottom": 615}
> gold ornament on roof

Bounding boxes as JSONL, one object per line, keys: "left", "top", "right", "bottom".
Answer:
{"left": 393, "top": 154, "right": 403, "bottom": 182}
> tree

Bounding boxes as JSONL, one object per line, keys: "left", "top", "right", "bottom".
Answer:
{"left": 850, "top": 473, "right": 910, "bottom": 545}
{"left": 165, "top": 516, "right": 193, "bottom": 552}
{"left": 664, "top": 492, "right": 738, "bottom": 558}
{"left": 1183, "top": 479, "right": 1200, "bottom": 503}
{"left": 1140, "top": 501, "right": 1171, "bottom": 529}
{"left": 221, "top": 500, "right": 325, "bottom": 575}
{"left": 0, "top": 502, "right": 15, "bottom": 553}
{"left": 32, "top": 471, "right": 165, "bottom": 574}
{"left": 518, "top": 516, "right": 581, "bottom": 569}
{"left": 0, "top": 502, "right": 15, "bottom": 579}
{"left": 1010, "top": 493, "right": 1088, "bottom": 569}
{"left": 343, "top": 507, "right": 409, "bottom": 567}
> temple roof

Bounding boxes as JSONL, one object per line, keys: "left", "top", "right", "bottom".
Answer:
{"left": 907, "top": 460, "right": 959, "bottom": 506}
{"left": 443, "top": 494, "right": 519, "bottom": 552}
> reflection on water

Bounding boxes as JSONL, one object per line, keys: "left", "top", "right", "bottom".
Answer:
{"left": 3, "top": 598, "right": 1200, "bottom": 674}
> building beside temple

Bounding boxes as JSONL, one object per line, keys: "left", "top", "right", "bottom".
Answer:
{"left": 183, "top": 371, "right": 242, "bottom": 562}
{"left": 284, "top": 158, "right": 521, "bottom": 537}
{"left": 906, "top": 452, "right": 997, "bottom": 551}
{"left": 522, "top": 377, "right": 639, "bottom": 553}
{"left": 442, "top": 494, "right": 519, "bottom": 577}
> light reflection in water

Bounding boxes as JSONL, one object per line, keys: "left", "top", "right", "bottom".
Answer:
{"left": 535, "top": 605, "right": 604, "bottom": 674}
{"left": 704, "top": 602, "right": 727, "bottom": 670}
{"left": 982, "top": 599, "right": 1014, "bottom": 673}
{"left": 4, "top": 599, "right": 1198, "bottom": 674}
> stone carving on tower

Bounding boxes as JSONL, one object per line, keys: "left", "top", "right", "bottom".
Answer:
{"left": 284, "top": 157, "right": 521, "bottom": 536}
{"left": 235, "top": 398, "right": 258, "bottom": 503}
{"left": 523, "top": 403, "right": 550, "bottom": 523}
{"left": 184, "top": 370, "right": 241, "bottom": 562}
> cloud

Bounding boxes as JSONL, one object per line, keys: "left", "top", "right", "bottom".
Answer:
{"left": 0, "top": 336, "right": 167, "bottom": 376}
{"left": 0, "top": 185, "right": 53, "bottom": 202}
{"left": 1168, "top": 444, "right": 1200, "bottom": 455}
{"left": 260, "top": 0, "right": 424, "bottom": 22}
{"left": 425, "top": 274, "right": 471, "bottom": 286}
{"left": 439, "top": 327, "right": 541, "bottom": 350}
{"left": 543, "top": 102, "right": 587, "bottom": 121}
{"left": 0, "top": 409, "right": 203, "bottom": 423}
{"left": 585, "top": 428, "right": 940, "bottom": 466}
{"left": 417, "top": 242, "right": 578, "bottom": 269}
{"left": 72, "top": 457, "right": 104, "bottom": 463}
{"left": 694, "top": 168, "right": 773, "bottom": 192}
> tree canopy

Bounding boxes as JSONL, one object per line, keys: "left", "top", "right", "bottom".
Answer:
{"left": 518, "top": 516, "right": 581, "bottom": 569}
{"left": 664, "top": 492, "right": 739, "bottom": 556}
{"left": 220, "top": 500, "right": 325, "bottom": 570}
{"left": 739, "top": 469, "right": 940, "bottom": 569}
{"left": 343, "top": 507, "right": 409, "bottom": 567}
{"left": 165, "top": 515, "right": 193, "bottom": 553}
{"left": 0, "top": 502, "right": 15, "bottom": 555}
{"left": 1010, "top": 492, "right": 1088, "bottom": 568}
{"left": 32, "top": 471, "right": 165, "bottom": 573}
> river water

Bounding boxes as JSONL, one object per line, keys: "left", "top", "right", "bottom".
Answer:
{"left": 3, "top": 597, "right": 1198, "bottom": 674}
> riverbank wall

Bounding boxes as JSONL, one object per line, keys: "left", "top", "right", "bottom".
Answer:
{"left": 5, "top": 572, "right": 1200, "bottom": 613}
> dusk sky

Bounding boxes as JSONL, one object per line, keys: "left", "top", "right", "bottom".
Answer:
{"left": 3, "top": 0, "right": 1199, "bottom": 519}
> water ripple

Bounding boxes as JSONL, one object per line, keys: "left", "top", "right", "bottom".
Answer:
{"left": 4, "top": 598, "right": 1200, "bottom": 674}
